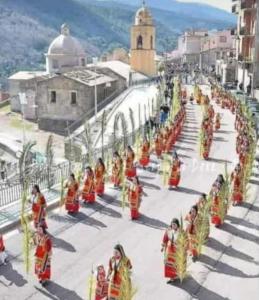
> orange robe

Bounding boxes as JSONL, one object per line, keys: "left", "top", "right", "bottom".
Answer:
{"left": 162, "top": 229, "right": 178, "bottom": 279}
{"left": 125, "top": 152, "right": 136, "bottom": 178}
{"left": 215, "top": 115, "right": 221, "bottom": 130}
{"left": 65, "top": 181, "right": 79, "bottom": 213}
{"left": 231, "top": 172, "right": 243, "bottom": 204}
{"left": 95, "top": 266, "right": 108, "bottom": 300}
{"left": 95, "top": 164, "right": 105, "bottom": 196}
{"left": 139, "top": 142, "right": 150, "bottom": 167}
{"left": 35, "top": 234, "right": 52, "bottom": 281}
{"left": 32, "top": 193, "right": 47, "bottom": 229}
{"left": 82, "top": 174, "right": 95, "bottom": 203}
{"left": 111, "top": 158, "right": 123, "bottom": 187}
{"left": 154, "top": 136, "right": 163, "bottom": 158}
{"left": 108, "top": 256, "right": 132, "bottom": 300}
{"left": 128, "top": 184, "right": 142, "bottom": 220}
{"left": 168, "top": 159, "right": 181, "bottom": 187}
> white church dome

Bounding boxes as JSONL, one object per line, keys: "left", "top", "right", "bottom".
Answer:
{"left": 46, "top": 24, "right": 86, "bottom": 74}
{"left": 48, "top": 24, "right": 85, "bottom": 57}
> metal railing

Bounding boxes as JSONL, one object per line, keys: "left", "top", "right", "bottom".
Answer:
{"left": 0, "top": 161, "right": 70, "bottom": 207}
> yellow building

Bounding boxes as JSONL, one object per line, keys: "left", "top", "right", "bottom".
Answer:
{"left": 130, "top": 1, "right": 156, "bottom": 77}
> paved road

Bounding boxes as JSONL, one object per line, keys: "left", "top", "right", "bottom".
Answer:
{"left": 1, "top": 86, "right": 259, "bottom": 300}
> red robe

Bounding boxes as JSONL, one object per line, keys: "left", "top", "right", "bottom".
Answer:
{"left": 35, "top": 234, "right": 52, "bottom": 281}
{"left": 162, "top": 229, "right": 178, "bottom": 279}
{"left": 65, "top": 181, "right": 79, "bottom": 213}
{"left": 32, "top": 193, "right": 47, "bottom": 229}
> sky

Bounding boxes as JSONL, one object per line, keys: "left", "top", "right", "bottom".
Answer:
{"left": 177, "top": 0, "right": 232, "bottom": 12}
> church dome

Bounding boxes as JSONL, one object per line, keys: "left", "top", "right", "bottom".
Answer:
{"left": 48, "top": 24, "right": 85, "bottom": 57}
{"left": 135, "top": 3, "right": 153, "bottom": 26}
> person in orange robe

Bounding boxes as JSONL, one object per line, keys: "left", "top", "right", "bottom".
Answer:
{"left": 95, "top": 265, "right": 108, "bottom": 300}
{"left": 154, "top": 132, "right": 163, "bottom": 159}
{"left": 202, "top": 132, "right": 210, "bottom": 160}
{"left": 34, "top": 225, "right": 52, "bottom": 286}
{"left": 82, "top": 167, "right": 95, "bottom": 203}
{"left": 95, "top": 158, "right": 106, "bottom": 196}
{"left": 65, "top": 173, "right": 79, "bottom": 214}
{"left": 31, "top": 185, "right": 47, "bottom": 229}
{"left": 185, "top": 205, "right": 199, "bottom": 261}
{"left": 125, "top": 146, "right": 136, "bottom": 179}
{"left": 0, "top": 233, "right": 8, "bottom": 265}
{"left": 139, "top": 138, "right": 150, "bottom": 168}
{"left": 111, "top": 152, "right": 123, "bottom": 188}
{"left": 210, "top": 174, "right": 225, "bottom": 227}
{"left": 231, "top": 164, "right": 243, "bottom": 206}
{"left": 107, "top": 244, "right": 132, "bottom": 300}
{"left": 128, "top": 176, "right": 143, "bottom": 220}
{"left": 168, "top": 151, "right": 181, "bottom": 189}
{"left": 161, "top": 218, "right": 180, "bottom": 283}
{"left": 215, "top": 113, "right": 221, "bottom": 130}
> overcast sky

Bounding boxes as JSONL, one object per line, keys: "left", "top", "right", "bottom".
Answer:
{"left": 177, "top": 0, "right": 232, "bottom": 12}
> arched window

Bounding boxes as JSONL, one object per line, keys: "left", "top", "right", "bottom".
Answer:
{"left": 150, "top": 35, "right": 153, "bottom": 49}
{"left": 137, "top": 35, "right": 143, "bottom": 49}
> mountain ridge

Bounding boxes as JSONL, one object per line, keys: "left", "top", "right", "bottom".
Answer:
{"left": 0, "top": 0, "right": 235, "bottom": 87}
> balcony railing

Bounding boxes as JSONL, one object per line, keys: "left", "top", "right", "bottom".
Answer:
{"left": 239, "top": 26, "right": 255, "bottom": 36}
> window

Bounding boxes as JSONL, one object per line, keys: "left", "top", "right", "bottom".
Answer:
{"left": 50, "top": 91, "right": 56, "bottom": 103}
{"left": 137, "top": 35, "right": 143, "bottom": 49}
{"left": 150, "top": 35, "right": 153, "bottom": 49}
{"left": 71, "top": 91, "right": 77, "bottom": 105}
{"left": 220, "top": 36, "right": 227, "bottom": 43}
{"left": 81, "top": 58, "right": 86, "bottom": 67}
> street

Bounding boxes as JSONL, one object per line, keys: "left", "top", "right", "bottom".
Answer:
{"left": 0, "top": 86, "right": 259, "bottom": 300}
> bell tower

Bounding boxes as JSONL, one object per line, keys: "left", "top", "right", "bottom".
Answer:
{"left": 130, "top": 1, "right": 156, "bottom": 77}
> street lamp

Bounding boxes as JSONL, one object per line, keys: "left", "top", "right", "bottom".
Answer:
{"left": 93, "top": 57, "right": 98, "bottom": 121}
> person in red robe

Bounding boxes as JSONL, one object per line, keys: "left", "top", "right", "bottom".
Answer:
{"left": 215, "top": 113, "right": 221, "bottom": 131}
{"left": 125, "top": 146, "right": 136, "bottom": 179}
{"left": 64, "top": 173, "right": 79, "bottom": 214}
{"left": 0, "top": 234, "right": 8, "bottom": 265}
{"left": 95, "top": 158, "right": 106, "bottom": 196}
{"left": 161, "top": 218, "right": 180, "bottom": 283}
{"left": 107, "top": 244, "right": 132, "bottom": 300}
{"left": 31, "top": 185, "right": 47, "bottom": 229}
{"left": 231, "top": 164, "right": 243, "bottom": 206}
{"left": 34, "top": 225, "right": 52, "bottom": 286}
{"left": 95, "top": 265, "right": 108, "bottom": 300}
{"left": 82, "top": 167, "right": 95, "bottom": 203}
{"left": 185, "top": 205, "right": 199, "bottom": 261}
{"left": 168, "top": 151, "right": 181, "bottom": 189}
{"left": 111, "top": 152, "right": 123, "bottom": 188}
{"left": 128, "top": 176, "right": 143, "bottom": 220}
{"left": 210, "top": 174, "right": 225, "bottom": 227}
{"left": 139, "top": 138, "right": 150, "bottom": 168}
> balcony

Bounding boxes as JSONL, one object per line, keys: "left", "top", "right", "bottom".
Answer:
{"left": 241, "top": 0, "right": 256, "bottom": 10}
{"left": 239, "top": 25, "right": 255, "bottom": 36}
